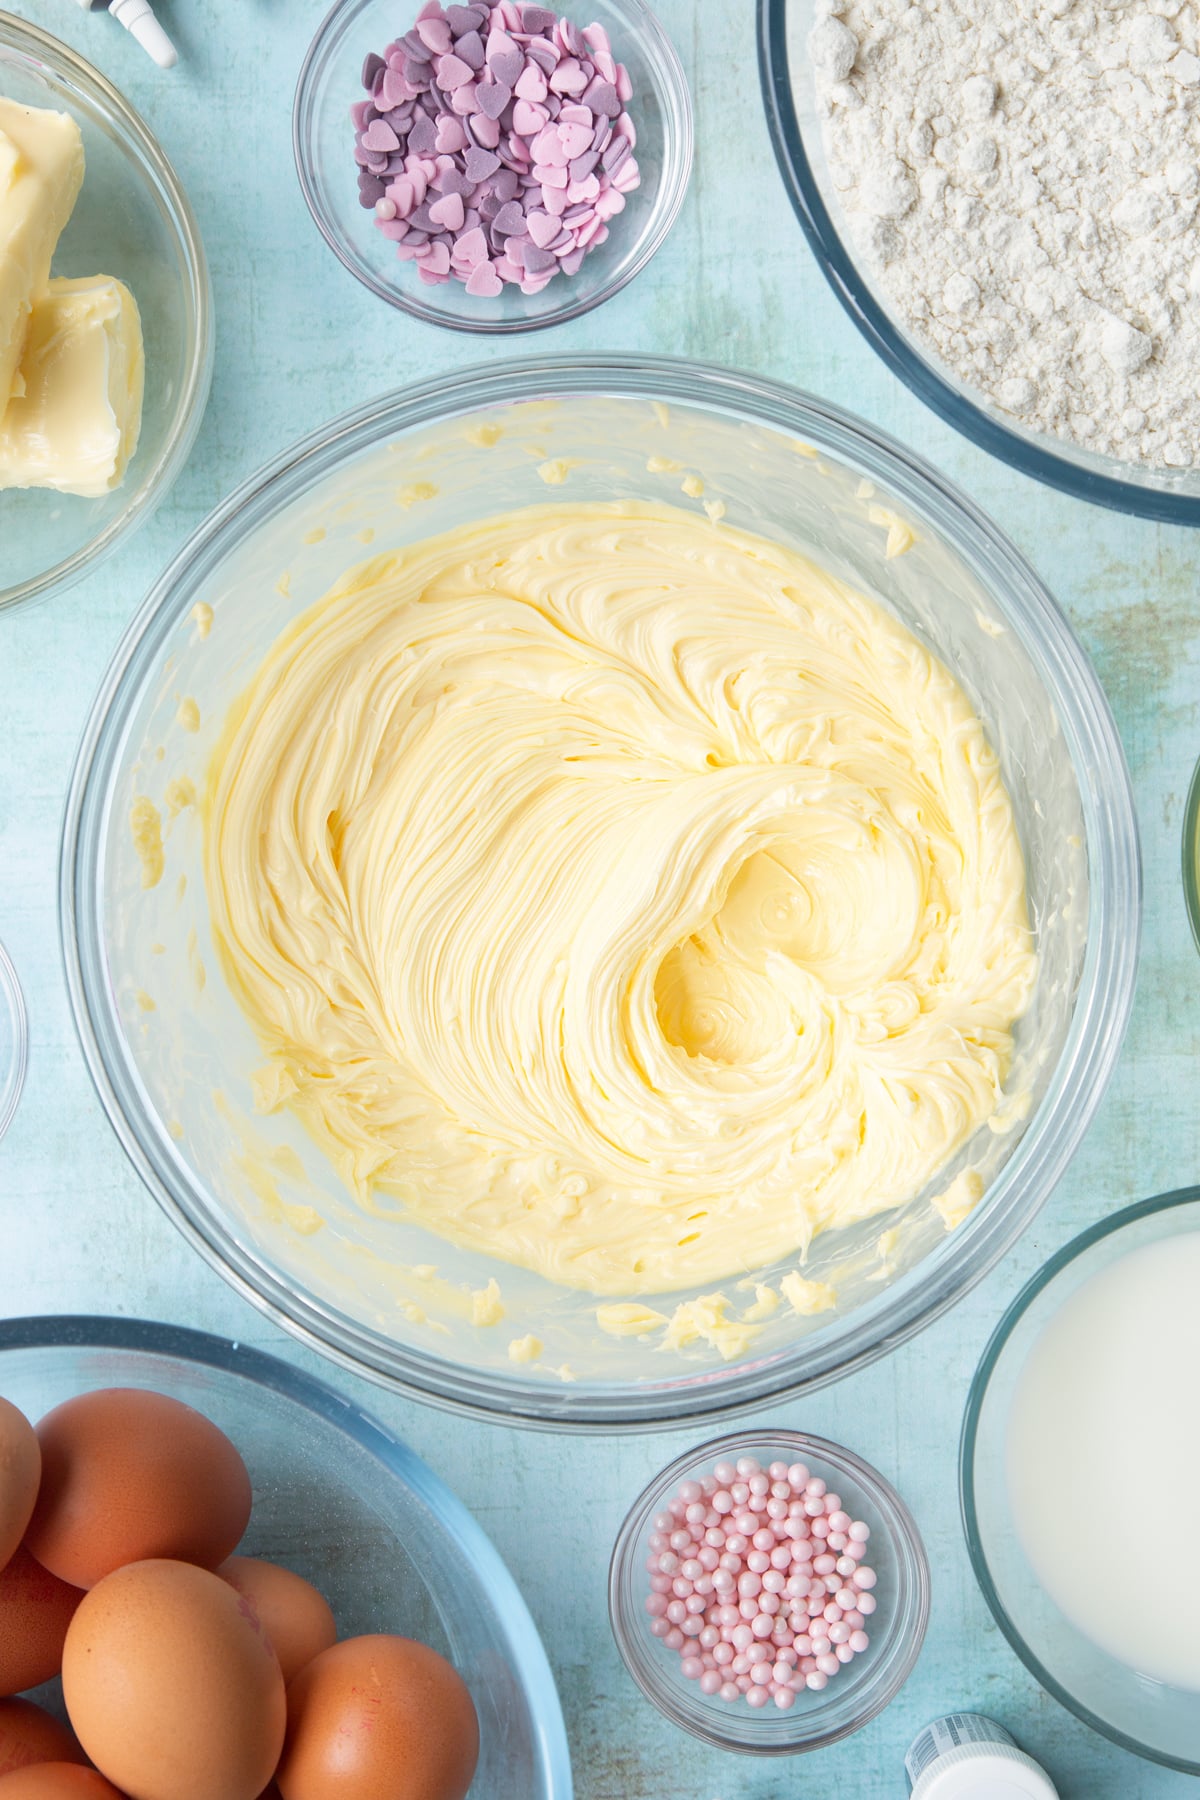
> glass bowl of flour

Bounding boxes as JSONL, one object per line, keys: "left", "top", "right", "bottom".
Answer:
{"left": 60, "top": 355, "right": 1138, "bottom": 1428}
{"left": 760, "top": 0, "right": 1200, "bottom": 520}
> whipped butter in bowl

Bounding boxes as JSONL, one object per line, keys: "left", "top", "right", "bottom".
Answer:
{"left": 61, "top": 357, "right": 1137, "bottom": 1427}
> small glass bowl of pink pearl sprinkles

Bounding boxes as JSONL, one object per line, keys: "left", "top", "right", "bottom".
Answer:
{"left": 295, "top": 0, "right": 692, "bottom": 333}
{"left": 609, "top": 1431, "right": 929, "bottom": 1753}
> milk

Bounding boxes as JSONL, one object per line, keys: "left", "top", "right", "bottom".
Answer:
{"left": 1007, "top": 1231, "right": 1200, "bottom": 1689}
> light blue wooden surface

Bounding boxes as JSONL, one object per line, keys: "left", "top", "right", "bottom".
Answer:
{"left": 1, "top": 1, "right": 1197, "bottom": 1794}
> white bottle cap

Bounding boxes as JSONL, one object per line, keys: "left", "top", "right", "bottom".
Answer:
{"left": 912, "top": 1751, "right": 1059, "bottom": 1800}
{"left": 107, "top": 0, "right": 178, "bottom": 68}
{"left": 907, "top": 1717, "right": 1058, "bottom": 1800}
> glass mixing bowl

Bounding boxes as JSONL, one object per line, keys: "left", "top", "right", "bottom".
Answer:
{"left": 0, "top": 937, "right": 27, "bottom": 1143}
{"left": 0, "top": 1314, "right": 573, "bottom": 1799}
{"left": 0, "top": 13, "right": 212, "bottom": 611}
{"left": 609, "top": 1429, "right": 928, "bottom": 1754}
{"left": 758, "top": 0, "right": 1200, "bottom": 523}
{"left": 961, "top": 1189, "right": 1200, "bottom": 1773}
{"left": 294, "top": 0, "right": 692, "bottom": 334}
{"left": 1183, "top": 751, "right": 1200, "bottom": 957}
{"left": 61, "top": 355, "right": 1140, "bottom": 1429}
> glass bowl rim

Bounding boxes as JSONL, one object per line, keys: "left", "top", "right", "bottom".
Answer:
{"left": 292, "top": 0, "right": 694, "bottom": 336}
{"left": 0, "top": 9, "right": 214, "bottom": 612}
{"left": 959, "top": 1185, "right": 1200, "bottom": 1774}
{"left": 0, "top": 937, "right": 27, "bottom": 1143}
{"left": 607, "top": 1425, "right": 930, "bottom": 1755}
{"left": 1182, "top": 753, "right": 1200, "bottom": 956}
{"left": 756, "top": 0, "right": 1200, "bottom": 526}
{"left": 0, "top": 1311, "right": 575, "bottom": 1795}
{"left": 60, "top": 351, "right": 1140, "bottom": 1431}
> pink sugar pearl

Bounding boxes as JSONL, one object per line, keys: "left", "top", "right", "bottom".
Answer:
{"left": 644, "top": 1452, "right": 879, "bottom": 1715}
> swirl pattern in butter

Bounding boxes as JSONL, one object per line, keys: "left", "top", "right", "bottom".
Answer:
{"left": 205, "top": 502, "right": 1037, "bottom": 1296}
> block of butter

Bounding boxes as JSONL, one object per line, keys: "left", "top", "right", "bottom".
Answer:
{"left": 0, "top": 275, "right": 145, "bottom": 497}
{"left": 0, "top": 98, "right": 85, "bottom": 410}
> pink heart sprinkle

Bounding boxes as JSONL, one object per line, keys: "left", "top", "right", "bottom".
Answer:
{"left": 512, "top": 100, "right": 549, "bottom": 137}
{"left": 435, "top": 116, "right": 469, "bottom": 153}
{"left": 469, "top": 111, "right": 502, "bottom": 148}
{"left": 416, "top": 15, "right": 452, "bottom": 52}
{"left": 437, "top": 52, "right": 475, "bottom": 88}
{"left": 514, "top": 64, "right": 548, "bottom": 102}
{"left": 449, "top": 81, "right": 479, "bottom": 115}
{"left": 361, "top": 118, "right": 400, "bottom": 154}
{"left": 550, "top": 57, "right": 588, "bottom": 95}
{"left": 541, "top": 183, "right": 568, "bottom": 215}
{"left": 526, "top": 209, "right": 559, "bottom": 248}
{"left": 534, "top": 161, "right": 569, "bottom": 188}
{"left": 566, "top": 173, "right": 600, "bottom": 204}
{"left": 452, "top": 225, "right": 489, "bottom": 267}
{"left": 558, "top": 122, "right": 593, "bottom": 159}
{"left": 465, "top": 260, "right": 504, "bottom": 296}
{"left": 428, "top": 190, "right": 466, "bottom": 231}
{"left": 381, "top": 69, "right": 411, "bottom": 109}
{"left": 419, "top": 239, "right": 452, "bottom": 275}
{"left": 386, "top": 176, "right": 416, "bottom": 217}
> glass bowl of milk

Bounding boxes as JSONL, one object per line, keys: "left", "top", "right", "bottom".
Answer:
{"left": 962, "top": 1188, "right": 1200, "bottom": 1772}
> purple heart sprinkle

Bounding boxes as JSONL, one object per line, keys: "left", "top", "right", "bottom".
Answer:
{"left": 489, "top": 48, "right": 524, "bottom": 86}
{"left": 362, "top": 51, "right": 386, "bottom": 90}
{"left": 493, "top": 199, "right": 526, "bottom": 235}
{"left": 455, "top": 28, "right": 485, "bottom": 67}
{"left": 440, "top": 166, "right": 474, "bottom": 196}
{"left": 402, "top": 30, "right": 432, "bottom": 60}
{"left": 359, "top": 174, "right": 387, "bottom": 207}
{"left": 522, "top": 241, "right": 558, "bottom": 271}
{"left": 477, "top": 191, "right": 502, "bottom": 220}
{"left": 464, "top": 145, "right": 501, "bottom": 181}
{"left": 493, "top": 167, "right": 521, "bottom": 202}
{"left": 562, "top": 21, "right": 586, "bottom": 57}
{"left": 408, "top": 114, "right": 439, "bottom": 153}
{"left": 475, "top": 79, "right": 512, "bottom": 119}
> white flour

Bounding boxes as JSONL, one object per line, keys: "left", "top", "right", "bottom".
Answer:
{"left": 813, "top": 0, "right": 1200, "bottom": 468}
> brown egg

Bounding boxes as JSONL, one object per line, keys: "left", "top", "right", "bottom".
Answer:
{"left": 0, "top": 1767, "right": 126, "bottom": 1798}
{"left": 0, "top": 1401, "right": 40, "bottom": 1575}
{"left": 62, "top": 1559, "right": 286, "bottom": 1800}
{"left": 0, "top": 1546, "right": 84, "bottom": 1695}
{"left": 277, "top": 1636, "right": 479, "bottom": 1800}
{"left": 0, "top": 1701, "right": 84, "bottom": 1777}
{"left": 26, "top": 1389, "right": 252, "bottom": 1588}
{"left": 217, "top": 1559, "right": 337, "bottom": 1686}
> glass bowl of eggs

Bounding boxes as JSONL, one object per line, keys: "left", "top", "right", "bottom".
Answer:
{"left": 0, "top": 1314, "right": 572, "bottom": 1797}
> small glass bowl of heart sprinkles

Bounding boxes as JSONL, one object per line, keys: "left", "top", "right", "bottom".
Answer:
{"left": 609, "top": 1431, "right": 930, "bottom": 1753}
{"left": 295, "top": 0, "right": 692, "bottom": 333}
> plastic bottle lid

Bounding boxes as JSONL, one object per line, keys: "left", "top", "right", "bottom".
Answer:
{"left": 907, "top": 1716, "right": 1058, "bottom": 1800}
{"left": 911, "top": 1752, "right": 1059, "bottom": 1800}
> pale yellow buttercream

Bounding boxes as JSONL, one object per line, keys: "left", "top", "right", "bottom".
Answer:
{"left": 204, "top": 501, "right": 1036, "bottom": 1297}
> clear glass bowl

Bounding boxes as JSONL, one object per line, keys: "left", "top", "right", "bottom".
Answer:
{"left": 0, "top": 938, "right": 27, "bottom": 1142}
{"left": 61, "top": 355, "right": 1139, "bottom": 1429}
{"left": 608, "top": 1429, "right": 929, "bottom": 1753}
{"left": 961, "top": 1189, "right": 1200, "bottom": 1773}
{"left": 757, "top": 0, "right": 1200, "bottom": 523}
{"left": 294, "top": 0, "right": 692, "bottom": 333}
{"left": 0, "top": 14, "right": 212, "bottom": 612}
{"left": 0, "top": 1314, "right": 573, "bottom": 1798}
{"left": 1183, "top": 752, "right": 1200, "bottom": 956}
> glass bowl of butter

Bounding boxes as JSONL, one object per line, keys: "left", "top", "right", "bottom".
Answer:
{"left": 0, "top": 14, "right": 211, "bottom": 611}
{"left": 61, "top": 355, "right": 1139, "bottom": 1428}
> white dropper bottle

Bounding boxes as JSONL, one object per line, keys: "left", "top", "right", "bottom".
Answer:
{"left": 906, "top": 1716, "right": 1060, "bottom": 1799}
{"left": 73, "top": 0, "right": 178, "bottom": 70}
